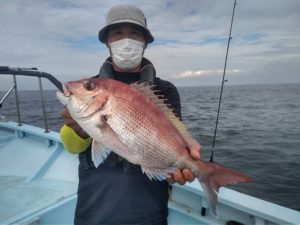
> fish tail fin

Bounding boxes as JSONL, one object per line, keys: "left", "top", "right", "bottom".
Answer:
{"left": 196, "top": 161, "right": 252, "bottom": 216}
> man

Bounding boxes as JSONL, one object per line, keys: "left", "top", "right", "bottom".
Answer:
{"left": 60, "top": 4, "right": 200, "bottom": 225}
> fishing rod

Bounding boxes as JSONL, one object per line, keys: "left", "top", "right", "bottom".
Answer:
{"left": 210, "top": 0, "right": 237, "bottom": 163}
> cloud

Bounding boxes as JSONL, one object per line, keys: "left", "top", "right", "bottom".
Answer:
{"left": 0, "top": 0, "right": 299, "bottom": 90}
{"left": 171, "top": 69, "right": 242, "bottom": 79}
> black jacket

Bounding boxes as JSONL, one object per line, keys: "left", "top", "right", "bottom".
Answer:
{"left": 75, "top": 58, "right": 181, "bottom": 225}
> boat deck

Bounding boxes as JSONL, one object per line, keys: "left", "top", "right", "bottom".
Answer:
{"left": 0, "top": 176, "right": 76, "bottom": 223}
{"left": 0, "top": 122, "right": 78, "bottom": 224}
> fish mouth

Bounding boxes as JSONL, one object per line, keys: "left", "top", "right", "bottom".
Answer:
{"left": 56, "top": 84, "right": 72, "bottom": 106}
{"left": 63, "top": 84, "right": 72, "bottom": 97}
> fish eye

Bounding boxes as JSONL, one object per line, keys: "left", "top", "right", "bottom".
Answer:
{"left": 83, "top": 81, "right": 96, "bottom": 91}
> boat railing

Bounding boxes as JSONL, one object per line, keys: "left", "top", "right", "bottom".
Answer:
{"left": 0, "top": 66, "right": 63, "bottom": 133}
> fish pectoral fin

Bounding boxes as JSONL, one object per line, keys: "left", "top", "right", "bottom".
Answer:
{"left": 92, "top": 122, "right": 133, "bottom": 167}
{"left": 91, "top": 140, "right": 111, "bottom": 167}
{"left": 141, "top": 166, "right": 177, "bottom": 181}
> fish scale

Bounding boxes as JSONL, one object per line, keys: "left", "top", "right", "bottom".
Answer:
{"left": 56, "top": 78, "right": 252, "bottom": 216}
{"left": 109, "top": 95, "right": 179, "bottom": 168}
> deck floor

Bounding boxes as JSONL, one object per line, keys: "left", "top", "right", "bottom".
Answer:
{"left": 0, "top": 176, "right": 77, "bottom": 222}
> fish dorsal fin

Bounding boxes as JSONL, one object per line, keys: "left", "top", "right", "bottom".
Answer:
{"left": 130, "top": 82, "right": 189, "bottom": 136}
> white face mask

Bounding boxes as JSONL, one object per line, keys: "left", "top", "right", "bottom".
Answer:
{"left": 109, "top": 38, "right": 145, "bottom": 71}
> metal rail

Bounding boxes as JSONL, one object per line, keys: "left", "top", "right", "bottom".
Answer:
{"left": 0, "top": 66, "right": 63, "bottom": 91}
{"left": 0, "top": 83, "right": 15, "bottom": 108}
{"left": 0, "top": 66, "right": 63, "bottom": 132}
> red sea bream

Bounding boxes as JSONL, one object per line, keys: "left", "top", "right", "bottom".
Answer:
{"left": 56, "top": 78, "right": 251, "bottom": 215}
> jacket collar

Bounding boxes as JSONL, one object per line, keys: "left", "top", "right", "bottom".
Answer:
{"left": 98, "top": 57, "right": 156, "bottom": 82}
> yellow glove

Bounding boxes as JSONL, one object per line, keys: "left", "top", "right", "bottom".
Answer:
{"left": 60, "top": 124, "right": 92, "bottom": 154}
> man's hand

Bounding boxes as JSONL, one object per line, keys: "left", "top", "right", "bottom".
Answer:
{"left": 61, "top": 108, "right": 89, "bottom": 139}
{"left": 167, "top": 144, "right": 201, "bottom": 185}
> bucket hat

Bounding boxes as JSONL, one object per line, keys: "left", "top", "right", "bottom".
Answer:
{"left": 98, "top": 4, "right": 154, "bottom": 43}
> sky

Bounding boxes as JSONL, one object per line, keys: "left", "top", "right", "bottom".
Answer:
{"left": 0, "top": 0, "right": 299, "bottom": 90}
